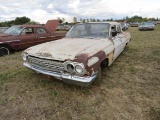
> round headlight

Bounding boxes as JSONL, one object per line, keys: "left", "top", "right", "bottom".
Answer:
{"left": 75, "top": 65, "right": 83, "bottom": 74}
{"left": 67, "top": 63, "right": 75, "bottom": 73}
{"left": 22, "top": 53, "right": 27, "bottom": 61}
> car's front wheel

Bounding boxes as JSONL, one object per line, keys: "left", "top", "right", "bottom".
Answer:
{"left": 0, "top": 47, "right": 10, "bottom": 57}
{"left": 93, "top": 66, "right": 102, "bottom": 85}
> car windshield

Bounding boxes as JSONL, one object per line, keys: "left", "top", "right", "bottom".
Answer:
{"left": 141, "top": 22, "right": 154, "bottom": 25}
{"left": 4, "top": 26, "right": 23, "bottom": 35}
{"left": 66, "top": 23, "right": 110, "bottom": 39}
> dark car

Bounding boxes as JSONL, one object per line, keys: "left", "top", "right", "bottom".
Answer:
{"left": 120, "top": 23, "right": 128, "bottom": 30}
{"left": 0, "top": 20, "right": 66, "bottom": 56}
{"left": 138, "top": 22, "right": 155, "bottom": 31}
{"left": 130, "top": 22, "right": 139, "bottom": 27}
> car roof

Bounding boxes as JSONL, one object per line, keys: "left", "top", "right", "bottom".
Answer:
{"left": 78, "top": 22, "right": 120, "bottom": 25}
{"left": 12, "top": 24, "right": 44, "bottom": 28}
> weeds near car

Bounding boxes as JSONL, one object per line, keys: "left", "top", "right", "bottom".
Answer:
{"left": 0, "top": 25, "right": 160, "bottom": 120}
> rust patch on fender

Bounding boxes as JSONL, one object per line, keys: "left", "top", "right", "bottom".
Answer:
{"left": 108, "top": 51, "right": 114, "bottom": 66}
{"left": 74, "top": 51, "right": 108, "bottom": 76}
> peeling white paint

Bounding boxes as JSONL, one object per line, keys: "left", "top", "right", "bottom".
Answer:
{"left": 87, "top": 57, "right": 99, "bottom": 67}
{"left": 25, "top": 38, "right": 113, "bottom": 61}
{"left": 103, "top": 44, "right": 114, "bottom": 55}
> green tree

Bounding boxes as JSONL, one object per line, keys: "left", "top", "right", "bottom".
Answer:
{"left": 0, "top": 22, "right": 2, "bottom": 27}
{"left": 156, "top": 17, "right": 159, "bottom": 21}
{"left": 126, "top": 16, "right": 129, "bottom": 20}
{"left": 92, "top": 19, "right": 96, "bottom": 22}
{"left": 14, "top": 16, "right": 30, "bottom": 25}
{"left": 57, "top": 17, "right": 63, "bottom": 24}
{"left": 80, "top": 18, "right": 83, "bottom": 23}
{"left": 97, "top": 19, "right": 100, "bottom": 22}
{"left": 26, "top": 21, "right": 40, "bottom": 25}
{"left": 110, "top": 18, "right": 113, "bottom": 21}
{"left": 64, "top": 22, "right": 69, "bottom": 25}
{"left": 7, "top": 20, "right": 15, "bottom": 27}
{"left": 128, "top": 15, "right": 143, "bottom": 22}
{"left": 82, "top": 19, "right": 86, "bottom": 23}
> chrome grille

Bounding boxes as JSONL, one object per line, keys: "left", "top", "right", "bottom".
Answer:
{"left": 28, "top": 56, "right": 64, "bottom": 71}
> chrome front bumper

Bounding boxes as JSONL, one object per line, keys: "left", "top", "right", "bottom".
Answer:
{"left": 23, "top": 62, "right": 97, "bottom": 87}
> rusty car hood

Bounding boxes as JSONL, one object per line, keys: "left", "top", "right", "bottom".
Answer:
{"left": 25, "top": 38, "right": 113, "bottom": 61}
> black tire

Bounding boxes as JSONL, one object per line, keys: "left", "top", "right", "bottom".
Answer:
{"left": 0, "top": 47, "right": 10, "bottom": 57}
{"left": 93, "top": 66, "right": 102, "bottom": 85}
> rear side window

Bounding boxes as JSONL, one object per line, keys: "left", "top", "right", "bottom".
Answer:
{"left": 36, "top": 28, "right": 47, "bottom": 34}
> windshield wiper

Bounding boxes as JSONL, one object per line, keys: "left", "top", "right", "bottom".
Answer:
{"left": 87, "top": 37, "right": 95, "bottom": 39}
{"left": 76, "top": 36, "right": 84, "bottom": 38}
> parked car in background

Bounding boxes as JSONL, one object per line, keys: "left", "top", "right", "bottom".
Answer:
{"left": 0, "top": 20, "right": 65, "bottom": 56}
{"left": 22, "top": 22, "right": 131, "bottom": 87}
{"left": 56, "top": 25, "right": 65, "bottom": 31}
{"left": 120, "top": 22, "right": 128, "bottom": 30}
{"left": 64, "top": 25, "right": 72, "bottom": 31}
{"left": 148, "top": 21, "right": 157, "bottom": 25}
{"left": 56, "top": 25, "right": 71, "bottom": 31}
{"left": 130, "top": 22, "right": 139, "bottom": 27}
{"left": 156, "top": 21, "right": 160, "bottom": 24}
{"left": 138, "top": 22, "right": 155, "bottom": 31}
{"left": 0, "top": 27, "right": 9, "bottom": 33}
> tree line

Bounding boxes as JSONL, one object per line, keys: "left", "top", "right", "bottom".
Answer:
{"left": 79, "top": 15, "right": 159, "bottom": 23}
{"left": 0, "top": 15, "right": 159, "bottom": 27}
{"left": 0, "top": 16, "right": 39, "bottom": 27}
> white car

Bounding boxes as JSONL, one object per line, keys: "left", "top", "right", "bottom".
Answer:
{"left": 22, "top": 22, "right": 131, "bottom": 87}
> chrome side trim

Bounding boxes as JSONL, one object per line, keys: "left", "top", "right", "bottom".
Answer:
{"left": 49, "top": 36, "right": 57, "bottom": 38}
{"left": 4, "top": 40, "right": 20, "bottom": 43}
{"left": 38, "top": 37, "right": 47, "bottom": 39}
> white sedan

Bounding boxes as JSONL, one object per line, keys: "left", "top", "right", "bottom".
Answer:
{"left": 22, "top": 22, "right": 131, "bottom": 87}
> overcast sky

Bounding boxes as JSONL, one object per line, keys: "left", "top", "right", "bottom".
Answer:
{"left": 0, "top": 0, "right": 160, "bottom": 23}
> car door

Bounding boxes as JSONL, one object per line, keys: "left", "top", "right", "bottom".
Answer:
{"left": 19, "top": 27, "right": 37, "bottom": 49}
{"left": 35, "top": 27, "right": 52, "bottom": 44}
{"left": 112, "top": 25, "right": 126, "bottom": 60}
{"left": 117, "top": 26, "right": 127, "bottom": 49}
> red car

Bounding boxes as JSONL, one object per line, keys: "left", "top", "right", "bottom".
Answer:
{"left": 0, "top": 20, "right": 66, "bottom": 56}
